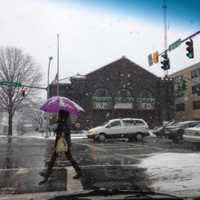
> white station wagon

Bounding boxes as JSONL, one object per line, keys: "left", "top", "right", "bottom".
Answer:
{"left": 87, "top": 118, "right": 149, "bottom": 142}
{"left": 183, "top": 123, "right": 200, "bottom": 143}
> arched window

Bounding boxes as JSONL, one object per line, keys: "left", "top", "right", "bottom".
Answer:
{"left": 115, "top": 89, "right": 133, "bottom": 103}
{"left": 94, "top": 88, "right": 110, "bottom": 97}
{"left": 117, "top": 89, "right": 132, "bottom": 97}
{"left": 114, "top": 89, "right": 134, "bottom": 109}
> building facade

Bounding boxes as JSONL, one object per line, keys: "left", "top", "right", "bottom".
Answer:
{"left": 49, "top": 57, "right": 174, "bottom": 128}
{"left": 170, "top": 62, "right": 200, "bottom": 121}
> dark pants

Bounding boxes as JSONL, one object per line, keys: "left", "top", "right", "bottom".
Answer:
{"left": 46, "top": 137, "right": 81, "bottom": 176}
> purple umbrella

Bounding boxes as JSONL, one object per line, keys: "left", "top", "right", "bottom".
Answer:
{"left": 40, "top": 96, "right": 84, "bottom": 115}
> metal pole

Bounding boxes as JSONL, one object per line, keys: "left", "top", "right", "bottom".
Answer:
{"left": 162, "top": 0, "right": 168, "bottom": 76}
{"left": 163, "top": 0, "right": 167, "bottom": 50}
{"left": 57, "top": 34, "right": 60, "bottom": 96}
{"left": 47, "top": 56, "right": 53, "bottom": 99}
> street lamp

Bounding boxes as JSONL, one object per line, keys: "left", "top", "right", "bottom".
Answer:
{"left": 47, "top": 56, "right": 53, "bottom": 98}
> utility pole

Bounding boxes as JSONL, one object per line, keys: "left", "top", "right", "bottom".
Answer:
{"left": 47, "top": 56, "right": 53, "bottom": 99}
{"left": 162, "top": 0, "right": 168, "bottom": 76}
{"left": 57, "top": 34, "right": 60, "bottom": 96}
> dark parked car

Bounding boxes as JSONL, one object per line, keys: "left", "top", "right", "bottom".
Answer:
{"left": 153, "top": 121, "right": 176, "bottom": 138}
{"left": 165, "top": 121, "right": 200, "bottom": 143}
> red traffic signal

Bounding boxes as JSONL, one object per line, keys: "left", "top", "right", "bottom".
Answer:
{"left": 21, "top": 88, "right": 28, "bottom": 97}
{"left": 185, "top": 39, "right": 194, "bottom": 59}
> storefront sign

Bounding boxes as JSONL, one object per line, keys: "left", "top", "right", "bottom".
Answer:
{"left": 114, "top": 97, "right": 134, "bottom": 109}
{"left": 92, "top": 96, "right": 113, "bottom": 110}
{"left": 114, "top": 103, "right": 133, "bottom": 109}
{"left": 93, "top": 102, "right": 112, "bottom": 110}
{"left": 138, "top": 103, "right": 155, "bottom": 110}
{"left": 137, "top": 97, "right": 155, "bottom": 110}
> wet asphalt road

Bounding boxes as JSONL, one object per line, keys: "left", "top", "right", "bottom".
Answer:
{"left": 1, "top": 136, "right": 200, "bottom": 197}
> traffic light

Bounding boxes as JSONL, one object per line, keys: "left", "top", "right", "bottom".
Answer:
{"left": 21, "top": 88, "right": 28, "bottom": 97}
{"left": 185, "top": 39, "right": 194, "bottom": 59}
{"left": 148, "top": 54, "right": 153, "bottom": 66}
{"left": 21, "top": 89, "right": 25, "bottom": 97}
{"left": 152, "top": 51, "right": 159, "bottom": 64}
{"left": 160, "top": 53, "right": 170, "bottom": 71}
{"left": 182, "top": 79, "right": 187, "bottom": 91}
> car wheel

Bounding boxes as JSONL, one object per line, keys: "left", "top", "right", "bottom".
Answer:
{"left": 136, "top": 133, "right": 143, "bottom": 142}
{"left": 173, "top": 130, "right": 183, "bottom": 143}
{"left": 98, "top": 133, "right": 106, "bottom": 142}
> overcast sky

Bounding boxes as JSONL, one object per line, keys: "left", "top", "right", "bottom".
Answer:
{"left": 0, "top": 0, "right": 199, "bottom": 95}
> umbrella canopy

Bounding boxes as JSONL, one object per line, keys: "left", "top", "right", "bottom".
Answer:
{"left": 40, "top": 96, "right": 84, "bottom": 115}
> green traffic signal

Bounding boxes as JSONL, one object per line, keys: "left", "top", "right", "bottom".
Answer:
{"left": 182, "top": 80, "right": 187, "bottom": 91}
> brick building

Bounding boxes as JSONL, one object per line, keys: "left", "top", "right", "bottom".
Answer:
{"left": 49, "top": 57, "right": 174, "bottom": 128}
{"left": 170, "top": 62, "right": 200, "bottom": 121}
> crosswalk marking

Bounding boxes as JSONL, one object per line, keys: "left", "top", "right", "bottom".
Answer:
{"left": 66, "top": 167, "right": 83, "bottom": 192}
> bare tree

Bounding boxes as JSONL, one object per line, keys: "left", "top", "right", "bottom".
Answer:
{"left": 0, "top": 47, "right": 42, "bottom": 136}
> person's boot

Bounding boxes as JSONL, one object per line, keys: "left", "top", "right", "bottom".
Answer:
{"left": 39, "top": 171, "right": 46, "bottom": 177}
{"left": 73, "top": 171, "right": 82, "bottom": 179}
{"left": 39, "top": 177, "right": 49, "bottom": 185}
{"left": 39, "top": 171, "right": 50, "bottom": 185}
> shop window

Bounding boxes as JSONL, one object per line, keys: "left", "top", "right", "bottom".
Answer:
{"left": 193, "top": 101, "right": 200, "bottom": 110}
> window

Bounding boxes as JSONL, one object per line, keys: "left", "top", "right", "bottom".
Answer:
{"left": 193, "top": 101, "right": 200, "bottom": 110}
{"left": 188, "top": 122, "right": 199, "bottom": 127}
{"left": 173, "top": 75, "right": 183, "bottom": 83}
{"left": 191, "top": 68, "right": 200, "bottom": 78}
{"left": 123, "top": 120, "right": 134, "bottom": 126}
{"left": 176, "top": 103, "right": 185, "bottom": 111}
{"left": 93, "top": 88, "right": 112, "bottom": 102}
{"left": 109, "top": 120, "right": 121, "bottom": 127}
{"left": 134, "top": 120, "right": 145, "bottom": 126}
{"left": 115, "top": 89, "right": 133, "bottom": 102}
{"left": 94, "top": 88, "right": 110, "bottom": 97}
{"left": 192, "top": 84, "right": 200, "bottom": 94}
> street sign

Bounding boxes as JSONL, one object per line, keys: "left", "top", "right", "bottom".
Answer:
{"left": 0, "top": 81, "right": 22, "bottom": 87}
{"left": 0, "top": 80, "right": 46, "bottom": 90}
{"left": 168, "top": 39, "right": 182, "bottom": 51}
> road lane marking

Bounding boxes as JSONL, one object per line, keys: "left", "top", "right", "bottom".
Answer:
{"left": 65, "top": 167, "right": 83, "bottom": 192}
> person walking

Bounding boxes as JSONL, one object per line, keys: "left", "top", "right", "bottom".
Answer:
{"left": 39, "top": 110, "right": 82, "bottom": 184}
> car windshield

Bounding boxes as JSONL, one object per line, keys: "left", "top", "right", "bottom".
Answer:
{"left": 1, "top": 0, "right": 200, "bottom": 199}
{"left": 193, "top": 123, "right": 200, "bottom": 128}
{"left": 174, "top": 122, "right": 189, "bottom": 127}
